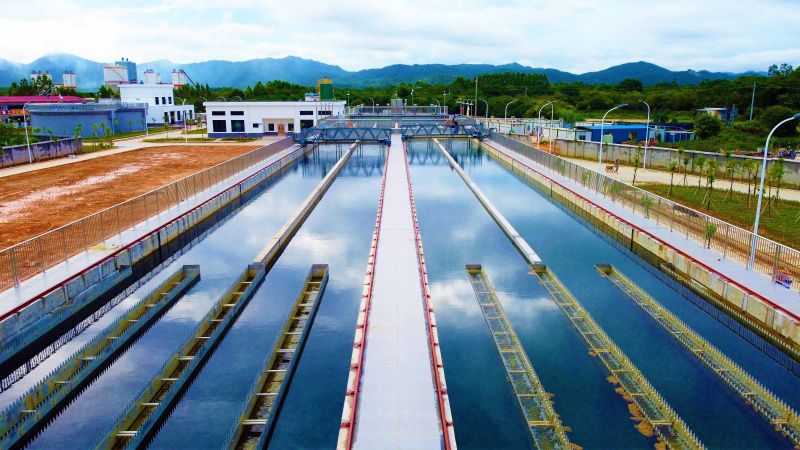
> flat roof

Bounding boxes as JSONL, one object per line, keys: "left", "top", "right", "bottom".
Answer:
{"left": 204, "top": 101, "right": 345, "bottom": 107}
{"left": 0, "top": 96, "right": 87, "bottom": 105}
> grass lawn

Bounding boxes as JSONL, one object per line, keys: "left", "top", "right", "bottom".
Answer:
{"left": 83, "top": 130, "right": 149, "bottom": 142}
{"left": 142, "top": 137, "right": 216, "bottom": 143}
{"left": 186, "top": 128, "right": 208, "bottom": 135}
{"left": 219, "top": 137, "right": 257, "bottom": 142}
{"left": 639, "top": 182, "right": 800, "bottom": 250}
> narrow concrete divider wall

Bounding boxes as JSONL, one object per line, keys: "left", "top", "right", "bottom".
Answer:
{"left": 0, "top": 142, "right": 309, "bottom": 384}
{"left": 481, "top": 139, "right": 800, "bottom": 370}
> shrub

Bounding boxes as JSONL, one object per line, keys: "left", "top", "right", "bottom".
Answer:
{"left": 760, "top": 105, "right": 799, "bottom": 137}
{"left": 694, "top": 114, "right": 722, "bottom": 139}
{"left": 732, "top": 120, "right": 763, "bottom": 135}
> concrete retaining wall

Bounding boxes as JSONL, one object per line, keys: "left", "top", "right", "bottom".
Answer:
{"left": 482, "top": 141, "right": 800, "bottom": 365}
{"left": 0, "top": 144, "right": 305, "bottom": 361}
{"left": 1, "top": 138, "right": 82, "bottom": 168}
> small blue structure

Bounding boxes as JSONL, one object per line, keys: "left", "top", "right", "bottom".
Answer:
{"left": 577, "top": 124, "right": 649, "bottom": 144}
{"left": 28, "top": 102, "right": 147, "bottom": 138}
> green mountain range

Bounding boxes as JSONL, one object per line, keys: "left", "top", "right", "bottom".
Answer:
{"left": 0, "top": 54, "right": 764, "bottom": 90}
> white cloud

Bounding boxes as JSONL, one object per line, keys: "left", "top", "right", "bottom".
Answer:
{"left": 1, "top": 0, "right": 798, "bottom": 73}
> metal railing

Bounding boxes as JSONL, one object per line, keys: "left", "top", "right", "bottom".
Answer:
{"left": 489, "top": 132, "right": 800, "bottom": 294}
{"left": 0, "top": 138, "right": 295, "bottom": 291}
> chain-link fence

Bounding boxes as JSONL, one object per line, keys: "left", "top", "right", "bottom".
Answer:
{"left": 0, "top": 138, "right": 295, "bottom": 291}
{"left": 489, "top": 132, "right": 800, "bottom": 293}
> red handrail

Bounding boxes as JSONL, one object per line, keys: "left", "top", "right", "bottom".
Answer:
{"left": 403, "top": 144, "right": 456, "bottom": 449}
{"left": 340, "top": 144, "right": 390, "bottom": 449}
{"left": 483, "top": 139, "right": 800, "bottom": 325}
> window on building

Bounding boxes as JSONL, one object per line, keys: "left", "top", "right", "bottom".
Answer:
{"left": 253, "top": 123, "right": 260, "bottom": 129}
{"left": 267, "top": 123, "right": 275, "bottom": 131}
{"left": 155, "top": 97, "right": 159, "bottom": 105}
{"left": 300, "top": 119, "right": 314, "bottom": 129}
{"left": 162, "top": 97, "right": 166, "bottom": 105}
{"left": 177, "top": 111, "right": 182, "bottom": 121}
{"left": 169, "top": 111, "right": 175, "bottom": 123}
{"left": 231, "top": 111, "right": 244, "bottom": 116}
{"left": 231, "top": 120, "right": 245, "bottom": 132}
{"left": 212, "top": 120, "right": 227, "bottom": 132}
{"left": 299, "top": 110, "right": 313, "bottom": 116}
{"left": 288, "top": 123, "right": 295, "bottom": 132}
{"left": 211, "top": 111, "right": 225, "bottom": 116}
{"left": 168, "top": 97, "right": 173, "bottom": 104}
{"left": 319, "top": 110, "right": 331, "bottom": 116}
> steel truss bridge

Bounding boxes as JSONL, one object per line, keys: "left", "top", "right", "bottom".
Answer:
{"left": 294, "top": 124, "right": 488, "bottom": 145}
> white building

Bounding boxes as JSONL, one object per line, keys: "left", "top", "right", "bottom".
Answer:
{"left": 30, "top": 71, "right": 51, "bottom": 82}
{"left": 119, "top": 83, "right": 194, "bottom": 125}
{"left": 62, "top": 71, "right": 77, "bottom": 89}
{"left": 142, "top": 69, "right": 161, "bottom": 85}
{"left": 203, "top": 101, "right": 346, "bottom": 137}
{"left": 171, "top": 70, "right": 188, "bottom": 87}
{"left": 103, "top": 64, "right": 128, "bottom": 86}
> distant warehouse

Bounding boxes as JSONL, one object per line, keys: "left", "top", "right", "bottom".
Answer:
{"left": 28, "top": 102, "right": 147, "bottom": 138}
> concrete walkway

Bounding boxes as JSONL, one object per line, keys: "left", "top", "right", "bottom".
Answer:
{"left": 562, "top": 155, "right": 800, "bottom": 202}
{"left": 484, "top": 139, "right": 800, "bottom": 318}
{"left": 353, "top": 134, "right": 441, "bottom": 448}
{"left": 0, "top": 130, "right": 281, "bottom": 179}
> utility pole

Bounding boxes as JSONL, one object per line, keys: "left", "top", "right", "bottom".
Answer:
{"left": 749, "top": 82, "right": 756, "bottom": 121}
{"left": 474, "top": 76, "right": 478, "bottom": 117}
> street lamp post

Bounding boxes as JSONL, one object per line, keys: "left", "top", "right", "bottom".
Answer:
{"left": 599, "top": 103, "right": 628, "bottom": 166}
{"left": 640, "top": 100, "right": 651, "bottom": 169}
{"left": 178, "top": 98, "right": 188, "bottom": 143}
{"left": 537, "top": 100, "right": 557, "bottom": 147}
{"left": 23, "top": 101, "right": 33, "bottom": 163}
{"left": 747, "top": 112, "right": 800, "bottom": 269}
{"left": 199, "top": 96, "right": 208, "bottom": 138}
{"left": 479, "top": 98, "right": 489, "bottom": 118}
{"left": 504, "top": 99, "right": 518, "bottom": 121}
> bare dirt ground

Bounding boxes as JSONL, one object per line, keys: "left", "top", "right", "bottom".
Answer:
{"left": 0, "top": 145, "right": 260, "bottom": 250}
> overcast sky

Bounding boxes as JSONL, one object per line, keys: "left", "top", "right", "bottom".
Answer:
{"left": 2, "top": 0, "right": 798, "bottom": 73}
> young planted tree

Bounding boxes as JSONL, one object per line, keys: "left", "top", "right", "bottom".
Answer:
{"left": 704, "top": 222, "right": 718, "bottom": 249}
{"left": 703, "top": 160, "right": 717, "bottom": 209}
{"left": 741, "top": 158, "right": 756, "bottom": 207}
{"left": 668, "top": 160, "right": 679, "bottom": 196}
{"left": 631, "top": 146, "right": 643, "bottom": 186}
{"left": 640, "top": 195, "right": 654, "bottom": 218}
{"left": 678, "top": 148, "right": 689, "bottom": 186}
{"left": 694, "top": 157, "right": 707, "bottom": 196}
{"left": 766, "top": 158, "right": 785, "bottom": 214}
{"left": 723, "top": 157, "right": 739, "bottom": 202}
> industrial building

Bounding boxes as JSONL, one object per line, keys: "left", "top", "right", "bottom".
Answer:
{"left": 62, "top": 71, "right": 77, "bottom": 89}
{"left": 0, "top": 95, "right": 87, "bottom": 125}
{"left": 103, "top": 58, "right": 137, "bottom": 86}
{"left": 203, "top": 100, "right": 346, "bottom": 138}
{"left": 119, "top": 82, "right": 194, "bottom": 125}
{"left": 28, "top": 102, "right": 147, "bottom": 137}
{"left": 29, "top": 71, "right": 51, "bottom": 83}
{"left": 171, "top": 70, "right": 188, "bottom": 87}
